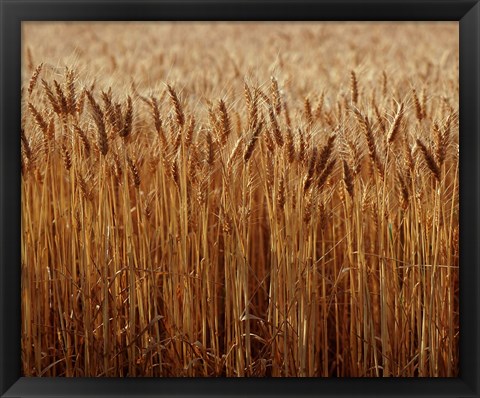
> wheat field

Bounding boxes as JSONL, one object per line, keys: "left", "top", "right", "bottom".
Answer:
{"left": 21, "top": 22, "right": 459, "bottom": 377}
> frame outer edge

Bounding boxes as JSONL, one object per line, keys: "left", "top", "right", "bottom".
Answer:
{"left": 475, "top": 2, "right": 479, "bottom": 396}
{"left": 0, "top": 0, "right": 22, "bottom": 396}
{"left": 1, "top": 0, "right": 7, "bottom": 395}
{"left": 460, "top": 1, "right": 480, "bottom": 397}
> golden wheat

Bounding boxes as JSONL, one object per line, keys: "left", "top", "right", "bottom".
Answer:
{"left": 21, "top": 22, "right": 459, "bottom": 378}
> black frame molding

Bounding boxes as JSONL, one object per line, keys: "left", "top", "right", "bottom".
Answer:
{"left": 1, "top": 1, "right": 479, "bottom": 397}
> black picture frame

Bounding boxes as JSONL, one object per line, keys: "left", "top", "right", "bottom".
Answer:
{"left": 1, "top": 1, "right": 479, "bottom": 397}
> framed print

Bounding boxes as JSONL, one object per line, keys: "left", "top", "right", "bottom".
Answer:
{"left": 1, "top": 0, "right": 479, "bottom": 397}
